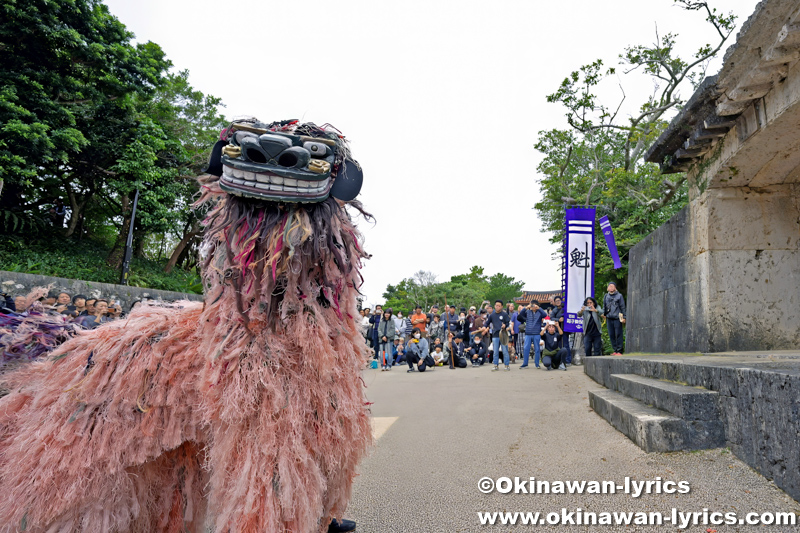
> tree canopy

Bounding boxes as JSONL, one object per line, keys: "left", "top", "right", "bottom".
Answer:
{"left": 0, "top": 0, "right": 226, "bottom": 277}
{"left": 381, "top": 266, "right": 525, "bottom": 314}
{"left": 533, "top": 0, "right": 737, "bottom": 295}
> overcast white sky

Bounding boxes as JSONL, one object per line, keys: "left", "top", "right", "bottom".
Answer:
{"left": 103, "top": 0, "right": 758, "bottom": 307}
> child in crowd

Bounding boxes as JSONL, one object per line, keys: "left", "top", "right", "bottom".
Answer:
{"left": 432, "top": 345, "right": 445, "bottom": 366}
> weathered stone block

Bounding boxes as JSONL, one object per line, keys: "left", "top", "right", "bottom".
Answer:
{"left": 585, "top": 354, "right": 800, "bottom": 502}
{"left": 610, "top": 374, "right": 721, "bottom": 421}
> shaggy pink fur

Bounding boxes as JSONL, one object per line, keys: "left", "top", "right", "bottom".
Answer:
{"left": 0, "top": 184, "right": 372, "bottom": 532}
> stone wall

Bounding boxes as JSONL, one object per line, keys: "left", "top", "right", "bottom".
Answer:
{"left": 585, "top": 354, "right": 800, "bottom": 502}
{"left": 627, "top": 206, "right": 711, "bottom": 352}
{"left": 627, "top": 183, "right": 800, "bottom": 353}
{"left": 0, "top": 271, "right": 203, "bottom": 311}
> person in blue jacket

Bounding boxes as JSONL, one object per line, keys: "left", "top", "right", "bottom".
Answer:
{"left": 517, "top": 301, "right": 547, "bottom": 369}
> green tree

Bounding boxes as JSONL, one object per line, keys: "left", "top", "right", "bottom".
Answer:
{"left": 0, "top": 0, "right": 168, "bottom": 212}
{"left": 101, "top": 71, "right": 226, "bottom": 269}
{"left": 485, "top": 273, "right": 525, "bottom": 304}
{"left": 533, "top": 0, "right": 736, "bottom": 294}
{"left": 380, "top": 266, "right": 524, "bottom": 314}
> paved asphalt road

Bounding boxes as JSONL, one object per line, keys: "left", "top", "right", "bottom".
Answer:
{"left": 346, "top": 362, "right": 800, "bottom": 532}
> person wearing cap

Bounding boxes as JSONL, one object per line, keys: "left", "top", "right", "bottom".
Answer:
{"left": 602, "top": 282, "right": 626, "bottom": 355}
{"left": 466, "top": 306, "right": 478, "bottom": 340}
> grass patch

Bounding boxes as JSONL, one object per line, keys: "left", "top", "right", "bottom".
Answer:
{"left": 0, "top": 234, "right": 202, "bottom": 294}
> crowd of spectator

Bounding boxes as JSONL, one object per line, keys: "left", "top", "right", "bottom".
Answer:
{"left": 1, "top": 290, "right": 142, "bottom": 330}
{"left": 359, "top": 284, "right": 626, "bottom": 374}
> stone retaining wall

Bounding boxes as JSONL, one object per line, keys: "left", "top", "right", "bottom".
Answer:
{"left": 0, "top": 271, "right": 203, "bottom": 311}
{"left": 585, "top": 355, "right": 800, "bottom": 502}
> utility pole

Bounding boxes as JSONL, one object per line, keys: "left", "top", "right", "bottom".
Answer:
{"left": 119, "top": 188, "right": 140, "bottom": 285}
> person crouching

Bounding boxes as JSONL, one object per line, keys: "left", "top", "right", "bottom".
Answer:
{"left": 465, "top": 332, "right": 487, "bottom": 366}
{"left": 406, "top": 328, "right": 435, "bottom": 372}
{"left": 541, "top": 321, "right": 567, "bottom": 371}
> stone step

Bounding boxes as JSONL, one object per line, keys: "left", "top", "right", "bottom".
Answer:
{"left": 610, "top": 374, "right": 720, "bottom": 421}
{"left": 589, "top": 389, "right": 726, "bottom": 453}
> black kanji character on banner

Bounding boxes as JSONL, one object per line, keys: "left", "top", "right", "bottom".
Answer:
{"left": 570, "top": 243, "right": 591, "bottom": 300}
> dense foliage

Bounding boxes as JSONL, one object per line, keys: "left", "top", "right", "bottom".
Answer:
{"left": 381, "top": 267, "right": 525, "bottom": 314}
{"left": 533, "top": 1, "right": 737, "bottom": 296}
{"left": 0, "top": 234, "right": 202, "bottom": 293}
{"left": 0, "top": 0, "right": 226, "bottom": 282}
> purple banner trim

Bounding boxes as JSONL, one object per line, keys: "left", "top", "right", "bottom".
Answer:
{"left": 563, "top": 208, "right": 596, "bottom": 333}
{"left": 599, "top": 216, "right": 622, "bottom": 269}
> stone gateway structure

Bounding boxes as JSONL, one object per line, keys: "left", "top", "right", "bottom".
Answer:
{"left": 627, "top": 0, "right": 800, "bottom": 353}
{"left": 586, "top": 0, "right": 800, "bottom": 506}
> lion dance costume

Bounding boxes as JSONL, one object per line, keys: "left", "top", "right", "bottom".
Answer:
{"left": 0, "top": 119, "right": 372, "bottom": 532}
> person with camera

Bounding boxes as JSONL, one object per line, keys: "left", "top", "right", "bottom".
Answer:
{"left": 602, "top": 282, "right": 626, "bottom": 355}
{"left": 581, "top": 297, "right": 604, "bottom": 357}
{"left": 517, "top": 300, "right": 547, "bottom": 369}
{"left": 540, "top": 321, "right": 567, "bottom": 371}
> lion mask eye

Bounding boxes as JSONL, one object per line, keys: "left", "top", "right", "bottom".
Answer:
{"left": 303, "top": 141, "right": 330, "bottom": 158}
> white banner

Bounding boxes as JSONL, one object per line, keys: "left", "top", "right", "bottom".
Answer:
{"left": 563, "top": 210, "right": 596, "bottom": 333}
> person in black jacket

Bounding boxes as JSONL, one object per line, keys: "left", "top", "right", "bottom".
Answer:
{"left": 447, "top": 334, "right": 467, "bottom": 368}
{"left": 581, "top": 297, "right": 604, "bottom": 357}
{"left": 602, "top": 282, "right": 627, "bottom": 355}
{"left": 0, "top": 292, "right": 16, "bottom": 313}
{"left": 465, "top": 332, "right": 487, "bottom": 366}
{"left": 541, "top": 322, "right": 567, "bottom": 371}
{"left": 368, "top": 305, "right": 383, "bottom": 361}
{"left": 551, "top": 296, "right": 571, "bottom": 364}
{"left": 487, "top": 300, "right": 511, "bottom": 371}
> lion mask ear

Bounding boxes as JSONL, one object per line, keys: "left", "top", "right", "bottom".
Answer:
{"left": 329, "top": 159, "right": 363, "bottom": 201}
{"left": 204, "top": 140, "right": 226, "bottom": 177}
